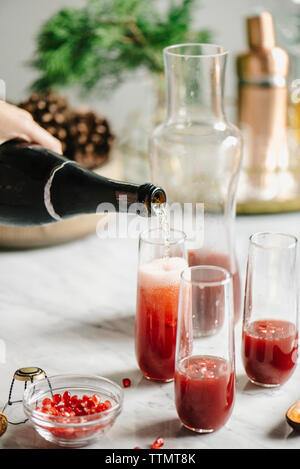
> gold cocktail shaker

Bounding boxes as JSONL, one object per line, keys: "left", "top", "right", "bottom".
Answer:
{"left": 236, "top": 11, "right": 300, "bottom": 213}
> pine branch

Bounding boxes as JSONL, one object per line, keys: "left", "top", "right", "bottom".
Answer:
{"left": 30, "top": 0, "right": 213, "bottom": 95}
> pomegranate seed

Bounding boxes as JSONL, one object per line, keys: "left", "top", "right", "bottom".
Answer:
{"left": 63, "top": 391, "right": 71, "bottom": 402}
{"left": 151, "top": 437, "right": 164, "bottom": 449}
{"left": 42, "top": 398, "right": 52, "bottom": 407}
{"left": 56, "top": 405, "right": 65, "bottom": 412}
{"left": 52, "top": 394, "right": 62, "bottom": 405}
{"left": 70, "top": 395, "right": 79, "bottom": 406}
{"left": 91, "top": 394, "right": 101, "bottom": 405}
{"left": 96, "top": 403, "right": 107, "bottom": 412}
{"left": 37, "top": 392, "right": 112, "bottom": 419}
{"left": 122, "top": 378, "right": 131, "bottom": 388}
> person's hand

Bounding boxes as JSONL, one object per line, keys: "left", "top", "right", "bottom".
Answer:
{"left": 0, "top": 100, "right": 62, "bottom": 154}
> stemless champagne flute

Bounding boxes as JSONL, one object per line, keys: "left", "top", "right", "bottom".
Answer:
{"left": 242, "top": 232, "right": 298, "bottom": 387}
{"left": 174, "top": 266, "right": 235, "bottom": 433}
{"left": 135, "top": 228, "right": 187, "bottom": 382}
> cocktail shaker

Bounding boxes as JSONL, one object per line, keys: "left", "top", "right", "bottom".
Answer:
{"left": 236, "top": 11, "right": 299, "bottom": 213}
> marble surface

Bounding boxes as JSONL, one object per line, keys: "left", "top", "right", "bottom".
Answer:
{"left": 1, "top": 212, "right": 300, "bottom": 449}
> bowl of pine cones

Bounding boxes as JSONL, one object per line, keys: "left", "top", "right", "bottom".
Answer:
{"left": 0, "top": 92, "right": 121, "bottom": 248}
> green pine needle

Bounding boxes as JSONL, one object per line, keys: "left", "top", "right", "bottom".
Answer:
{"left": 30, "top": 0, "right": 213, "bottom": 94}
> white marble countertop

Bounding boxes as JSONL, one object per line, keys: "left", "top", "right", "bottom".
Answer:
{"left": 1, "top": 211, "right": 300, "bottom": 449}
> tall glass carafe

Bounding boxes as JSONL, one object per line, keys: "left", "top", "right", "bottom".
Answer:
{"left": 149, "top": 44, "right": 242, "bottom": 323}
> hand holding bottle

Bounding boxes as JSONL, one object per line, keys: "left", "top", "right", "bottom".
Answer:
{"left": 0, "top": 139, "right": 166, "bottom": 226}
{"left": 0, "top": 100, "right": 62, "bottom": 154}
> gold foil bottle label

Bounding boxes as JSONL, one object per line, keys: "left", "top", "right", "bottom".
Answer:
{"left": 13, "top": 367, "right": 46, "bottom": 382}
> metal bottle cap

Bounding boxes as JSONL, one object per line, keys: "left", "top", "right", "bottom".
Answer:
{"left": 0, "top": 367, "right": 49, "bottom": 437}
{"left": 13, "top": 367, "right": 46, "bottom": 382}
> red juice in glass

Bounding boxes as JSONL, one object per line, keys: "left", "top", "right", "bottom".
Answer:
{"left": 174, "top": 355, "right": 235, "bottom": 432}
{"left": 135, "top": 257, "right": 187, "bottom": 381}
{"left": 188, "top": 249, "right": 241, "bottom": 326}
{"left": 242, "top": 319, "right": 298, "bottom": 386}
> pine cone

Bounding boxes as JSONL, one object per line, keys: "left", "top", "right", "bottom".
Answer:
{"left": 19, "top": 91, "right": 70, "bottom": 154}
{"left": 67, "top": 110, "right": 114, "bottom": 169}
{"left": 18, "top": 92, "right": 114, "bottom": 170}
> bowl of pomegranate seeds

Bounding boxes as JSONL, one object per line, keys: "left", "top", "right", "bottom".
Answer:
{"left": 23, "top": 374, "right": 123, "bottom": 447}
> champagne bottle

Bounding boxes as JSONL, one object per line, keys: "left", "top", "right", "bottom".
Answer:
{"left": 0, "top": 139, "right": 166, "bottom": 226}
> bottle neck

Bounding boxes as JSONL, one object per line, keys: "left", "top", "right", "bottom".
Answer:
{"left": 164, "top": 44, "right": 227, "bottom": 124}
{"left": 49, "top": 164, "right": 166, "bottom": 219}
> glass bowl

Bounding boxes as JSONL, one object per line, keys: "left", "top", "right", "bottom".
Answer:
{"left": 23, "top": 374, "right": 123, "bottom": 448}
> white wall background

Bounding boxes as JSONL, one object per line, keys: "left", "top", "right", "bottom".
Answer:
{"left": 0, "top": 0, "right": 289, "bottom": 132}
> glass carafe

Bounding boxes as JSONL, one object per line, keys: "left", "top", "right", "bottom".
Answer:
{"left": 149, "top": 44, "right": 242, "bottom": 323}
